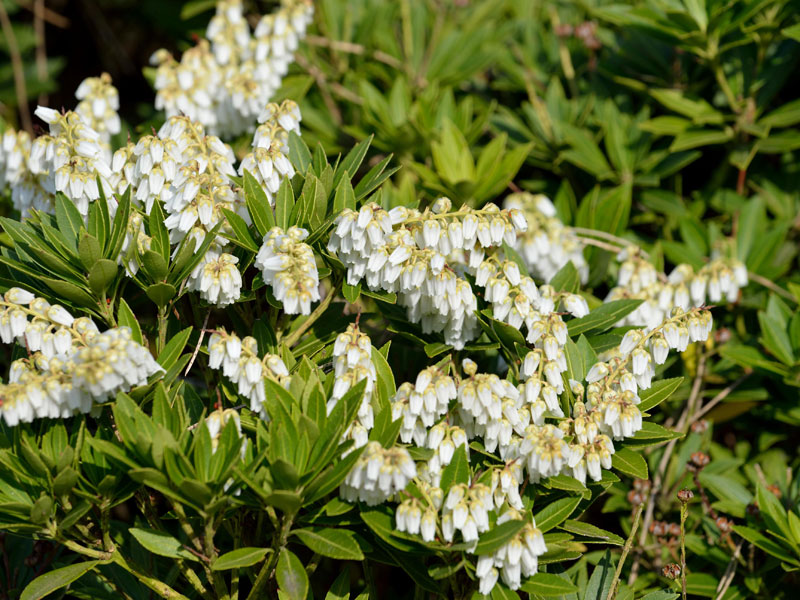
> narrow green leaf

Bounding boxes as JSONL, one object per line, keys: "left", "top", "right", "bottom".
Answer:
{"left": 611, "top": 448, "right": 648, "bottom": 479}
{"left": 211, "top": 547, "right": 271, "bottom": 570}
{"left": 293, "top": 527, "right": 365, "bottom": 560}
{"left": 20, "top": 561, "right": 101, "bottom": 600}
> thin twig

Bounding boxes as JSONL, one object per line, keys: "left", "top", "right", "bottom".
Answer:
{"left": 690, "top": 372, "right": 752, "bottom": 424}
{"left": 680, "top": 501, "right": 688, "bottom": 600}
{"left": 607, "top": 502, "right": 644, "bottom": 599}
{"left": 11, "top": 0, "right": 70, "bottom": 28}
{"left": 33, "top": 0, "right": 48, "bottom": 106}
{"left": 629, "top": 353, "right": 706, "bottom": 584}
{"left": 283, "top": 284, "right": 338, "bottom": 348}
{"left": 714, "top": 539, "right": 744, "bottom": 600}
{"left": 304, "top": 35, "right": 404, "bottom": 70}
{"left": 0, "top": 0, "right": 33, "bottom": 133}
{"left": 748, "top": 271, "right": 797, "bottom": 304}
{"left": 185, "top": 311, "right": 211, "bottom": 375}
{"left": 574, "top": 235, "right": 625, "bottom": 255}
{"left": 570, "top": 227, "right": 646, "bottom": 256}
{"left": 295, "top": 53, "right": 342, "bottom": 126}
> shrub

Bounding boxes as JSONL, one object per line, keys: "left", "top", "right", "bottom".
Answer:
{"left": 0, "top": 0, "right": 799, "bottom": 599}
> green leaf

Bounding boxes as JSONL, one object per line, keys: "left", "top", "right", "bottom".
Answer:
{"left": 669, "top": 128, "right": 732, "bottom": 152}
{"left": 567, "top": 300, "right": 643, "bottom": 336}
{"left": 534, "top": 496, "right": 582, "bottom": 532}
{"left": 612, "top": 448, "right": 648, "bottom": 479}
{"left": 288, "top": 131, "right": 312, "bottom": 174}
{"left": 325, "top": 569, "right": 351, "bottom": 600}
{"left": 20, "top": 561, "right": 101, "bottom": 600}
{"left": 40, "top": 278, "right": 95, "bottom": 308}
{"left": 583, "top": 551, "right": 614, "bottom": 600}
{"left": 276, "top": 548, "right": 309, "bottom": 600}
{"left": 439, "top": 445, "right": 470, "bottom": 492}
{"left": 88, "top": 259, "right": 118, "bottom": 295}
{"left": 549, "top": 262, "right": 580, "bottom": 293}
{"left": 638, "top": 377, "right": 684, "bottom": 412}
{"left": 148, "top": 201, "right": 170, "bottom": 261}
{"left": 560, "top": 519, "right": 623, "bottom": 545}
{"left": 157, "top": 327, "right": 192, "bottom": 370}
{"left": 117, "top": 298, "right": 143, "bottom": 344}
{"left": 78, "top": 233, "right": 102, "bottom": 270}
{"left": 275, "top": 178, "right": 295, "bottom": 231}
{"left": 520, "top": 572, "right": 578, "bottom": 596}
{"left": 130, "top": 527, "right": 199, "bottom": 561}
{"left": 755, "top": 483, "right": 789, "bottom": 539}
{"left": 342, "top": 281, "right": 361, "bottom": 303}
{"left": 293, "top": 527, "right": 365, "bottom": 560}
{"left": 649, "top": 90, "right": 723, "bottom": 125}
{"left": 732, "top": 525, "right": 800, "bottom": 566}
{"left": 333, "top": 137, "right": 372, "bottom": 190}
{"left": 141, "top": 250, "right": 169, "bottom": 282}
{"left": 54, "top": 194, "right": 83, "bottom": 250}
{"left": 211, "top": 547, "right": 271, "bottom": 570}
{"left": 758, "top": 311, "right": 795, "bottom": 366}
{"left": 243, "top": 170, "right": 276, "bottom": 236}
{"left": 146, "top": 282, "right": 177, "bottom": 308}
{"left": 474, "top": 519, "right": 525, "bottom": 555}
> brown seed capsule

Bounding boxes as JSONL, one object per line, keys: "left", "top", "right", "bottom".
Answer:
{"left": 716, "top": 516, "right": 733, "bottom": 533}
{"left": 678, "top": 488, "right": 694, "bottom": 503}
{"left": 662, "top": 563, "right": 681, "bottom": 580}
{"left": 690, "top": 452, "right": 710, "bottom": 468}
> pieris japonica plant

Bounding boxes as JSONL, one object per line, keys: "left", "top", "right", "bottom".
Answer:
{"left": 0, "top": 1, "right": 767, "bottom": 599}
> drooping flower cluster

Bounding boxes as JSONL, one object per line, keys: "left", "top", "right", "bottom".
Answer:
{"left": 0, "top": 288, "right": 162, "bottom": 426}
{"left": 74, "top": 73, "right": 122, "bottom": 145}
{"left": 503, "top": 193, "right": 588, "bottom": 283}
{"left": 476, "top": 509, "right": 547, "bottom": 593}
{"left": 391, "top": 366, "right": 457, "bottom": 446}
{"left": 607, "top": 246, "right": 747, "bottom": 328}
{"left": 188, "top": 251, "right": 243, "bottom": 307}
{"left": 207, "top": 329, "right": 290, "bottom": 419}
{"left": 255, "top": 226, "right": 320, "bottom": 315}
{"left": 329, "top": 324, "right": 377, "bottom": 449}
{"left": 327, "top": 199, "right": 528, "bottom": 349}
{"left": 0, "top": 75, "right": 122, "bottom": 218}
{"left": 475, "top": 253, "right": 588, "bottom": 345}
{"left": 27, "top": 107, "right": 114, "bottom": 216}
{"left": 238, "top": 100, "right": 299, "bottom": 202}
{"left": 151, "top": 0, "right": 313, "bottom": 137}
{"left": 340, "top": 441, "right": 417, "bottom": 505}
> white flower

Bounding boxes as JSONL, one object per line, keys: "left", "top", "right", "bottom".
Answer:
{"left": 255, "top": 226, "right": 320, "bottom": 315}
{"left": 188, "top": 251, "right": 243, "bottom": 306}
{"left": 340, "top": 442, "right": 416, "bottom": 505}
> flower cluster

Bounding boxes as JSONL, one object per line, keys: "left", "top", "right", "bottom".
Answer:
{"left": 255, "top": 226, "right": 320, "bottom": 315}
{"left": 476, "top": 510, "right": 547, "bottom": 593}
{"left": 329, "top": 324, "right": 377, "bottom": 449}
{"left": 0, "top": 288, "right": 161, "bottom": 426}
{"left": 327, "top": 200, "right": 528, "bottom": 348}
{"left": 503, "top": 193, "right": 588, "bottom": 283}
{"left": 26, "top": 107, "right": 114, "bottom": 216}
{"left": 151, "top": 0, "right": 312, "bottom": 137}
{"left": 188, "top": 251, "right": 243, "bottom": 307}
{"left": 607, "top": 246, "right": 747, "bottom": 328}
{"left": 207, "top": 329, "right": 291, "bottom": 419}
{"left": 340, "top": 441, "right": 417, "bottom": 505}
{"left": 75, "top": 73, "right": 121, "bottom": 145}
{"left": 239, "top": 100, "right": 299, "bottom": 202}
{"left": 391, "top": 366, "right": 457, "bottom": 446}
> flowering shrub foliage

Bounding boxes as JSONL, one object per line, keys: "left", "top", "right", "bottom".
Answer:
{"left": 0, "top": 0, "right": 799, "bottom": 599}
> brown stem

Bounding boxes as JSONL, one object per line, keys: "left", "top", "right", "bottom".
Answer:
{"left": 0, "top": 0, "right": 33, "bottom": 133}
